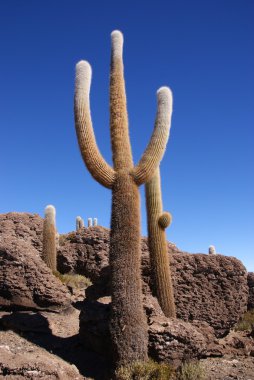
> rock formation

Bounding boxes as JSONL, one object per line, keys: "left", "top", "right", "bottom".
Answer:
{"left": 0, "top": 235, "right": 71, "bottom": 311}
{"left": 0, "top": 212, "right": 249, "bottom": 335}
{"left": 58, "top": 227, "right": 248, "bottom": 336}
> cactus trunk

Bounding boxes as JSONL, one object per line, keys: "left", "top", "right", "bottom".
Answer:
{"left": 145, "top": 168, "right": 176, "bottom": 318}
{"left": 110, "top": 172, "right": 147, "bottom": 364}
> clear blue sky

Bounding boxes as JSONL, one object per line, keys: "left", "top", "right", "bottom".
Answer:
{"left": 1, "top": 1, "right": 253, "bottom": 270}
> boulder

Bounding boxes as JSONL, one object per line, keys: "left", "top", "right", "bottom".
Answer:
{"left": 0, "top": 236, "right": 71, "bottom": 311}
{"left": 247, "top": 272, "right": 254, "bottom": 310}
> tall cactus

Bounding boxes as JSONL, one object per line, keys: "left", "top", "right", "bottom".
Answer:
{"left": 88, "top": 217, "right": 92, "bottom": 227}
{"left": 93, "top": 218, "right": 98, "bottom": 226}
{"left": 74, "top": 30, "right": 173, "bottom": 366}
{"left": 145, "top": 167, "right": 176, "bottom": 318}
{"left": 42, "top": 205, "right": 57, "bottom": 271}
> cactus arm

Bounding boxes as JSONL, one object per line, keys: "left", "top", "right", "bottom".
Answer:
{"left": 132, "top": 87, "right": 173, "bottom": 186}
{"left": 158, "top": 211, "right": 172, "bottom": 229}
{"left": 74, "top": 61, "right": 116, "bottom": 188}
{"left": 145, "top": 168, "right": 176, "bottom": 318}
{"left": 110, "top": 31, "right": 133, "bottom": 170}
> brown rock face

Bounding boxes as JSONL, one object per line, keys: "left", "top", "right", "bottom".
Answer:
{"left": 58, "top": 228, "right": 248, "bottom": 336}
{"left": 170, "top": 253, "right": 248, "bottom": 337}
{"left": 247, "top": 272, "right": 254, "bottom": 310}
{"left": 57, "top": 227, "right": 110, "bottom": 284}
{"left": 0, "top": 236, "right": 71, "bottom": 311}
{"left": 0, "top": 212, "right": 43, "bottom": 252}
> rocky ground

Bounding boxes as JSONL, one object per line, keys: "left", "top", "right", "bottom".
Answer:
{"left": 1, "top": 212, "right": 254, "bottom": 379}
{"left": 0, "top": 309, "right": 110, "bottom": 379}
{"left": 1, "top": 308, "right": 254, "bottom": 379}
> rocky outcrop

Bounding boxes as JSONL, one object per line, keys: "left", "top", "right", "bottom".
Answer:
{"left": 0, "top": 212, "right": 43, "bottom": 253}
{"left": 0, "top": 213, "right": 248, "bottom": 335}
{"left": 170, "top": 253, "right": 247, "bottom": 337}
{"left": 0, "top": 236, "right": 71, "bottom": 311}
{"left": 247, "top": 272, "right": 254, "bottom": 310}
{"left": 57, "top": 227, "right": 111, "bottom": 284}
{"left": 79, "top": 294, "right": 221, "bottom": 366}
{"left": 59, "top": 228, "right": 248, "bottom": 336}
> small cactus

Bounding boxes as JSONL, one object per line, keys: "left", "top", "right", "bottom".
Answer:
{"left": 93, "top": 218, "right": 98, "bottom": 226}
{"left": 42, "top": 205, "right": 57, "bottom": 271}
{"left": 76, "top": 216, "right": 81, "bottom": 231}
{"left": 209, "top": 245, "right": 216, "bottom": 255}
{"left": 88, "top": 218, "right": 92, "bottom": 227}
{"left": 76, "top": 216, "right": 84, "bottom": 231}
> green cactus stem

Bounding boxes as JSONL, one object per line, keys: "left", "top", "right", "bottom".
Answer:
{"left": 42, "top": 205, "right": 57, "bottom": 271}
{"left": 145, "top": 168, "right": 176, "bottom": 318}
{"left": 74, "top": 30, "right": 173, "bottom": 366}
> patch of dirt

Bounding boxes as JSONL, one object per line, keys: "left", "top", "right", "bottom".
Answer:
{"left": 201, "top": 356, "right": 254, "bottom": 380}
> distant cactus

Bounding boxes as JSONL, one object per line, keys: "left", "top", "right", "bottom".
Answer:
{"left": 145, "top": 167, "right": 176, "bottom": 318}
{"left": 76, "top": 216, "right": 81, "bottom": 231}
{"left": 76, "top": 216, "right": 84, "bottom": 231}
{"left": 93, "top": 218, "right": 98, "bottom": 226}
{"left": 209, "top": 245, "right": 216, "bottom": 255}
{"left": 42, "top": 205, "right": 57, "bottom": 271}
{"left": 74, "top": 30, "right": 173, "bottom": 365}
{"left": 88, "top": 218, "right": 92, "bottom": 227}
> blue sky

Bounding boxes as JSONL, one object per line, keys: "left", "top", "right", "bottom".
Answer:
{"left": 1, "top": 1, "right": 253, "bottom": 270}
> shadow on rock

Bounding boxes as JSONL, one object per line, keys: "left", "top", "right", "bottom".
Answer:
{"left": 0, "top": 310, "right": 111, "bottom": 380}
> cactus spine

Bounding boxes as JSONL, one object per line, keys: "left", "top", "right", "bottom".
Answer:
{"left": 209, "top": 245, "right": 216, "bottom": 255}
{"left": 145, "top": 168, "right": 176, "bottom": 318}
{"left": 74, "top": 30, "right": 173, "bottom": 366}
{"left": 88, "top": 217, "right": 92, "bottom": 227}
{"left": 42, "top": 205, "right": 57, "bottom": 271}
{"left": 93, "top": 218, "right": 98, "bottom": 226}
